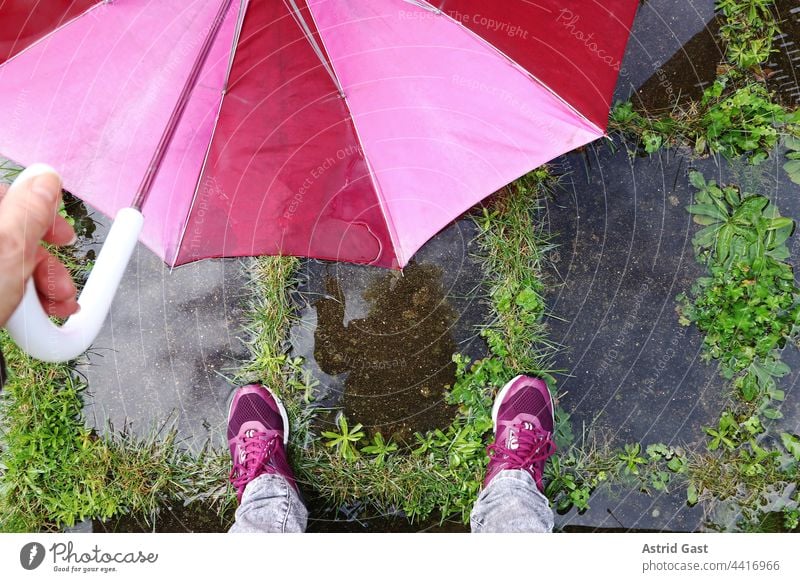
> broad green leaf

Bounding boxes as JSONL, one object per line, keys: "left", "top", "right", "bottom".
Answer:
{"left": 515, "top": 287, "right": 541, "bottom": 312}
{"left": 688, "top": 171, "right": 707, "bottom": 190}
{"left": 780, "top": 433, "right": 800, "bottom": 461}
{"left": 733, "top": 196, "right": 768, "bottom": 222}
{"left": 715, "top": 225, "right": 734, "bottom": 264}
{"left": 692, "top": 224, "right": 722, "bottom": 249}
{"left": 759, "top": 358, "right": 790, "bottom": 378}
{"left": 783, "top": 109, "right": 800, "bottom": 124}
{"left": 667, "top": 456, "right": 686, "bottom": 473}
{"left": 723, "top": 187, "right": 741, "bottom": 207}
{"left": 693, "top": 214, "right": 723, "bottom": 226}
{"left": 767, "top": 245, "right": 790, "bottom": 260}
{"left": 769, "top": 223, "right": 794, "bottom": 248}
{"left": 738, "top": 374, "right": 759, "bottom": 402}
{"left": 784, "top": 160, "right": 800, "bottom": 185}
{"left": 686, "top": 204, "right": 728, "bottom": 222}
{"left": 766, "top": 217, "right": 794, "bottom": 231}
{"left": 784, "top": 135, "right": 800, "bottom": 151}
{"left": 694, "top": 136, "right": 707, "bottom": 155}
{"left": 687, "top": 483, "right": 698, "bottom": 506}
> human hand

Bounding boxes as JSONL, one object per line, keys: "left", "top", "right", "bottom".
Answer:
{"left": 0, "top": 168, "right": 79, "bottom": 328}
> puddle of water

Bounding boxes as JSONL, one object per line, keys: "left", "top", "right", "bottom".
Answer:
{"left": 767, "top": 0, "right": 800, "bottom": 105}
{"left": 314, "top": 262, "right": 458, "bottom": 442}
{"left": 633, "top": 0, "right": 800, "bottom": 113}
{"left": 633, "top": 16, "right": 722, "bottom": 112}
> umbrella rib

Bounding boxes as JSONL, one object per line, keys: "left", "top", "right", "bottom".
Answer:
{"left": 283, "top": 0, "right": 346, "bottom": 99}
{"left": 401, "top": 0, "right": 440, "bottom": 12}
{"left": 132, "top": 0, "right": 235, "bottom": 211}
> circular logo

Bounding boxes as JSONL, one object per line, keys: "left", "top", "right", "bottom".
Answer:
{"left": 20, "top": 542, "right": 46, "bottom": 570}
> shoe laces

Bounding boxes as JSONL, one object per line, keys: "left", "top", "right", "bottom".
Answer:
{"left": 229, "top": 429, "right": 279, "bottom": 499}
{"left": 487, "top": 422, "right": 556, "bottom": 490}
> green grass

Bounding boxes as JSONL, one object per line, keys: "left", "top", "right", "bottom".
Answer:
{"left": 609, "top": 1, "right": 799, "bottom": 175}
{"left": 473, "top": 169, "right": 559, "bottom": 376}
{"left": 0, "top": 335, "right": 233, "bottom": 531}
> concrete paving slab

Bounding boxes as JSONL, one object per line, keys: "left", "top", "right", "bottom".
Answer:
{"left": 79, "top": 216, "right": 251, "bottom": 451}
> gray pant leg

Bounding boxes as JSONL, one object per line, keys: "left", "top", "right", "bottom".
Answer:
{"left": 470, "top": 469, "right": 554, "bottom": 533}
{"left": 229, "top": 474, "right": 308, "bottom": 533}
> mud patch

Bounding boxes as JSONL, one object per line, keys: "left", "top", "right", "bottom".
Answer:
{"left": 314, "top": 262, "right": 458, "bottom": 442}
{"left": 94, "top": 504, "right": 235, "bottom": 533}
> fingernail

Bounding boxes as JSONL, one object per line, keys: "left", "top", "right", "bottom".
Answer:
{"left": 31, "top": 172, "right": 61, "bottom": 203}
{"left": 68, "top": 234, "right": 78, "bottom": 245}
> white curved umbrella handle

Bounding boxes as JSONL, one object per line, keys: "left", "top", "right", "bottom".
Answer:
{"left": 6, "top": 204, "right": 143, "bottom": 364}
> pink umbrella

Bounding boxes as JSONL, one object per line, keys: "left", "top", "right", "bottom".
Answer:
{"left": 1, "top": 0, "right": 638, "bottom": 361}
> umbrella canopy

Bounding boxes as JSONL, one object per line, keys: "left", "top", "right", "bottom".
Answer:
{"left": 0, "top": 0, "right": 638, "bottom": 269}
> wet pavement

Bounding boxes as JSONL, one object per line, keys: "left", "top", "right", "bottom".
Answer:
{"left": 615, "top": 0, "right": 717, "bottom": 106}
{"left": 78, "top": 219, "right": 250, "bottom": 452}
{"left": 7, "top": 0, "right": 800, "bottom": 532}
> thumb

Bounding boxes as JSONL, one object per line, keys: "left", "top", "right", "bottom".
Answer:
{"left": 0, "top": 164, "right": 63, "bottom": 296}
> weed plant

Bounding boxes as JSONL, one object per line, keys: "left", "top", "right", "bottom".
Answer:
{"left": 716, "top": 0, "right": 778, "bottom": 69}
{"left": 677, "top": 171, "right": 800, "bottom": 529}
{"left": 610, "top": 78, "right": 797, "bottom": 164}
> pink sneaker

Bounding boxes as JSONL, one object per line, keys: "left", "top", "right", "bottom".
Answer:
{"left": 228, "top": 384, "right": 297, "bottom": 501}
{"left": 484, "top": 375, "right": 557, "bottom": 493}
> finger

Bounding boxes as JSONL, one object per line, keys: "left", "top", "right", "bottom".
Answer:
{"left": 0, "top": 180, "right": 74, "bottom": 245}
{"left": 36, "top": 295, "right": 80, "bottom": 319}
{"left": 32, "top": 247, "right": 79, "bottom": 318}
{"left": 0, "top": 165, "right": 63, "bottom": 282}
{"left": 43, "top": 213, "right": 77, "bottom": 247}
